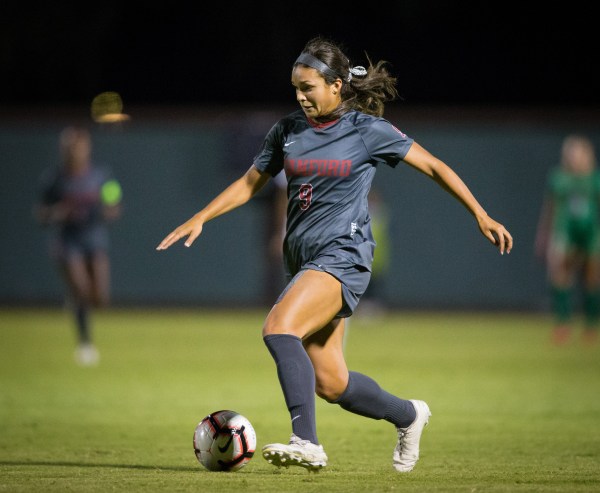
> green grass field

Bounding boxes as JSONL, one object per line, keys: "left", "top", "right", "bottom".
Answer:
{"left": 1, "top": 307, "right": 599, "bottom": 492}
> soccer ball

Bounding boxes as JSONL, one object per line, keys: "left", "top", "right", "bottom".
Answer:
{"left": 193, "top": 410, "right": 256, "bottom": 472}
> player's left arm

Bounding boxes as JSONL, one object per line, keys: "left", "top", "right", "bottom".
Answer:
{"left": 403, "top": 142, "right": 513, "bottom": 255}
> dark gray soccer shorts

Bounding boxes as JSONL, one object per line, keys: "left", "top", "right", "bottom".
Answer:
{"left": 278, "top": 251, "right": 372, "bottom": 318}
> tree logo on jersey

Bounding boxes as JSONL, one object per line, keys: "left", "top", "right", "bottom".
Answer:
{"left": 299, "top": 184, "right": 313, "bottom": 210}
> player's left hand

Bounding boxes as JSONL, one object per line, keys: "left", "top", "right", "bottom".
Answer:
{"left": 477, "top": 215, "right": 513, "bottom": 255}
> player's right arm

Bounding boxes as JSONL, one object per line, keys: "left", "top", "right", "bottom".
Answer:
{"left": 34, "top": 201, "right": 68, "bottom": 225}
{"left": 156, "top": 165, "right": 271, "bottom": 250}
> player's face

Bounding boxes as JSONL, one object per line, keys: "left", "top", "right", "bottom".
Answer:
{"left": 563, "top": 138, "right": 596, "bottom": 175}
{"left": 62, "top": 135, "right": 91, "bottom": 174}
{"left": 292, "top": 65, "right": 342, "bottom": 119}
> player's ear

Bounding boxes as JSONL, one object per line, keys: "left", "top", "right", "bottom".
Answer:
{"left": 331, "top": 79, "right": 343, "bottom": 95}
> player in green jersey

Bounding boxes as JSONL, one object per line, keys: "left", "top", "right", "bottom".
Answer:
{"left": 536, "top": 134, "right": 600, "bottom": 345}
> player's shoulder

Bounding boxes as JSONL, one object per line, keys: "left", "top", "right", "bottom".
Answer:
{"left": 344, "top": 110, "right": 411, "bottom": 141}
{"left": 344, "top": 110, "right": 399, "bottom": 129}
{"left": 266, "top": 110, "right": 308, "bottom": 141}
{"left": 342, "top": 110, "right": 382, "bottom": 127}
{"left": 548, "top": 166, "right": 573, "bottom": 190}
{"left": 278, "top": 109, "right": 308, "bottom": 129}
{"left": 548, "top": 166, "right": 562, "bottom": 182}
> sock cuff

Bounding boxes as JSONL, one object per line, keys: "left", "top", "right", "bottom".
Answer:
{"left": 332, "top": 370, "right": 358, "bottom": 404}
{"left": 263, "top": 333, "right": 302, "bottom": 343}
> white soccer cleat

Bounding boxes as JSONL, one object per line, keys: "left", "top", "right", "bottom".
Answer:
{"left": 262, "top": 433, "right": 328, "bottom": 471}
{"left": 393, "top": 399, "right": 431, "bottom": 472}
{"left": 74, "top": 343, "right": 100, "bottom": 367}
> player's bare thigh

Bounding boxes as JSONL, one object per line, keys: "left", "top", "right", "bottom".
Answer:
{"left": 548, "top": 248, "right": 579, "bottom": 287}
{"left": 89, "top": 251, "right": 111, "bottom": 306}
{"left": 60, "top": 255, "right": 91, "bottom": 302}
{"left": 262, "top": 269, "right": 343, "bottom": 339}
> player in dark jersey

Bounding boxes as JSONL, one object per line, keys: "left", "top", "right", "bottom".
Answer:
{"left": 157, "top": 36, "right": 513, "bottom": 472}
{"left": 535, "top": 135, "right": 600, "bottom": 345}
{"left": 35, "top": 126, "right": 122, "bottom": 366}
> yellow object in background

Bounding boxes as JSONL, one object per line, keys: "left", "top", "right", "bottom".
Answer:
{"left": 91, "top": 92, "right": 130, "bottom": 123}
{"left": 101, "top": 179, "right": 122, "bottom": 206}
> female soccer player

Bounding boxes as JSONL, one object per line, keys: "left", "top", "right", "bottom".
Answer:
{"left": 157, "top": 36, "right": 513, "bottom": 472}
{"left": 535, "top": 134, "right": 600, "bottom": 345}
{"left": 35, "top": 126, "right": 122, "bottom": 366}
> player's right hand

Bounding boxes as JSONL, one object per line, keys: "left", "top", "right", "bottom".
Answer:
{"left": 156, "top": 214, "right": 204, "bottom": 250}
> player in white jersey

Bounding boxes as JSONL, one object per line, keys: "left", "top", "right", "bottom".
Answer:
{"left": 157, "top": 36, "right": 513, "bottom": 472}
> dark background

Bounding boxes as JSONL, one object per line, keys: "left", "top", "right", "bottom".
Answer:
{"left": 1, "top": 2, "right": 599, "bottom": 311}
{"left": 1, "top": 2, "right": 598, "bottom": 107}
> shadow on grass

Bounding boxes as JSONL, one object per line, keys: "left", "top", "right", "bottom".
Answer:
{"left": 0, "top": 460, "right": 198, "bottom": 472}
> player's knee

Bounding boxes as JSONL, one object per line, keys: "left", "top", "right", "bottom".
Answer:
{"left": 89, "top": 289, "right": 109, "bottom": 308}
{"left": 93, "top": 296, "right": 109, "bottom": 308}
{"left": 315, "top": 377, "right": 346, "bottom": 402}
{"left": 262, "top": 314, "right": 304, "bottom": 338}
{"left": 262, "top": 320, "right": 281, "bottom": 337}
{"left": 71, "top": 288, "right": 91, "bottom": 305}
{"left": 262, "top": 321, "right": 287, "bottom": 337}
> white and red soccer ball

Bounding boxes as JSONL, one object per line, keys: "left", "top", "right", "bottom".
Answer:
{"left": 193, "top": 410, "right": 256, "bottom": 472}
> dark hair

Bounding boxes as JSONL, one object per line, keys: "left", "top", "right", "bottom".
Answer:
{"left": 294, "top": 36, "right": 399, "bottom": 119}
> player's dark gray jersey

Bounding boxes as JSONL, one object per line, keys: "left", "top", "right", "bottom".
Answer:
{"left": 253, "top": 109, "right": 414, "bottom": 275}
{"left": 38, "top": 164, "right": 116, "bottom": 243}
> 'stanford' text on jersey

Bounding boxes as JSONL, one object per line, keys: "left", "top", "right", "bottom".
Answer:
{"left": 253, "top": 109, "right": 414, "bottom": 275}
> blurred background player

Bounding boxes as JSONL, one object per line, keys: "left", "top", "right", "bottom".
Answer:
{"left": 34, "top": 126, "right": 123, "bottom": 365}
{"left": 535, "top": 134, "right": 600, "bottom": 345}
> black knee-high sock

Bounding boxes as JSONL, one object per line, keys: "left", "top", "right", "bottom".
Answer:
{"left": 551, "top": 286, "right": 572, "bottom": 324}
{"left": 75, "top": 303, "right": 90, "bottom": 344}
{"left": 584, "top": 289, "right": 600, "bottom": 328}
{"left": 333, "top": 371, "right": 416, "bottom": 428}
{"left": 263, "top": 334, "right": 318, "bottom": 444}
